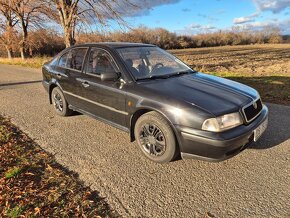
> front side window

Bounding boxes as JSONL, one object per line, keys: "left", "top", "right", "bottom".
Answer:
{"left": 58, "top": 48, "right": 87, "bottom": 71}
{"left": 117, "top": 46, "right": 193, "bottom": 80}
{"left": 86, "top": 49, "right": 118, "bottom": 75}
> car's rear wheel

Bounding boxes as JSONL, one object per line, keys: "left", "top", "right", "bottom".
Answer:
{"left": 51, "top": 87, "right": 72, "bottom": 117}
{"left": 134, "top": 111, "right": 177, "bottom": 163}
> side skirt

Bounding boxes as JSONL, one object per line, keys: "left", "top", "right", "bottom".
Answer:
{"left": 69, "top": 105, "right": 130, "bottom": 133}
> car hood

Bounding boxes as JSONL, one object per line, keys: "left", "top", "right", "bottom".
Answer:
{"left": 138, "top": 72, "right": 259, "bottom": 116}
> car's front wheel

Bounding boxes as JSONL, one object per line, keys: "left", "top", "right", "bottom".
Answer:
{"left": 51, "top": 87, "right": 72, "bottom": 117}
{"left": 134, "top": 111, "right": 178, "bottom": 163}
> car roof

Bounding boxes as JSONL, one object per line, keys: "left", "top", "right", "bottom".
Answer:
{"left": 71, "top": 42, "right": 156, "bottom": 49}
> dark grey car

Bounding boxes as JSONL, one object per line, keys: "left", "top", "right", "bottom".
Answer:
{"left": 42, "top": 43, "right": 269, "bottom": 163}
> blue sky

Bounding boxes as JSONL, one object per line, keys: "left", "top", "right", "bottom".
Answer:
{"left": 111, "top": 0, "right": 290, "bottom": 35}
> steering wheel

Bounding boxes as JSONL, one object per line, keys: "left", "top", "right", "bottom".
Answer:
{"left": 150, "top": 63, "right": 164, "bottom": 74}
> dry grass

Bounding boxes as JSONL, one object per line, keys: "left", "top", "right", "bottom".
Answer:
{"left": 0, "top": 57, "right": 51, "bottom": 69}
{"left": 171, "top": 44, "right": 290, "bottom": 105}
{"left": 0, "top": 116, "right": 118, "bottom": 217}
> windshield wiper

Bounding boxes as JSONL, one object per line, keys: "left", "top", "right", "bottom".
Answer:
{"left": 136, "top": 70, "right": 196, "bottom": 81}
{"left": 136, "top": 75, "right": 169, "bottom": 81}
{"left": 165, "top": 70, "right": 197, "bottom": 78}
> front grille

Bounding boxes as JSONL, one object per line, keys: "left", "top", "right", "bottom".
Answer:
{"left": 242, "top": 98, "right": 263, "bottom": 123}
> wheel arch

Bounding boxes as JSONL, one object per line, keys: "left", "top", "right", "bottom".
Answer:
{"left": 130, "top": 107, "right": 182, "bottom": 152}
{"left": 48, "top": 81, "right": 63, "bottom": 104}
{"left": 130, "top": 108, "right": 152, "bottom": 142}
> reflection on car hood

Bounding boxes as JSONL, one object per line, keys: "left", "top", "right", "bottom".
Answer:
{"left": 139, "top": 72, "right": 258, "bottom": 116}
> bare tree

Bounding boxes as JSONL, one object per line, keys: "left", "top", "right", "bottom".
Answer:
{"left": 264, "top": 27, "right": 283, "bottom": 44}
{"left": 47, "top": 0, "right": 135, "bottom": 48}
{"left": 0, "top": 0, "right": 18, "bottom": 59}
{"left": 5, "top": 0, "right": 46, "bottom": 59}
{"left": 27, "top": 28, "right": 65, "bottom": 56}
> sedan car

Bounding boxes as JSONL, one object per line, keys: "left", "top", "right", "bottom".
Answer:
{"left": 42, "top": 43, "right": 268, "bottom": 163}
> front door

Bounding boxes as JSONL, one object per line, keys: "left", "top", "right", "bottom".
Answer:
{"left": 77, "top": 47, "right": 127, "bottom": 127}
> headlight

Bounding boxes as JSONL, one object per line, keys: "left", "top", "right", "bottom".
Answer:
{"left": 202, "top": 112, "right": 243, "bottom": 132}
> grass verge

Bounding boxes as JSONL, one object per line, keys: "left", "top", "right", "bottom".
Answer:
{"left": 0, "top": 116, "right": 118, "bottom": 217}
{"left": 0, "top": 57, "right": 51, "bottom": 69}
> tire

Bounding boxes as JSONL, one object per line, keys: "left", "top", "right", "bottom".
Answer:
{"left": 134, "top": 111, "right": 178, "bottom": 163}
{"left": 51, "top": 87, "right": 72, "bottom": 117}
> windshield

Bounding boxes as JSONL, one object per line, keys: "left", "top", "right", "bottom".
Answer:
{"left": 117, "top": 46, "right": 194, "bottom": 80}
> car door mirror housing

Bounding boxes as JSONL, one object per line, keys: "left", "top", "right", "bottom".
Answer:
{"left": 100, "top": 72, "right": 121, "bottom": 81}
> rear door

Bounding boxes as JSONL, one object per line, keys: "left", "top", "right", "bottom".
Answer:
{"left": 54, "top": 47, "right": 88, "bottom": 107}
{"left": 77, "top": 47, "right": 128, "bottom": 127}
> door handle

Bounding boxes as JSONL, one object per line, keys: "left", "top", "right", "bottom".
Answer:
{"left": 82, "top": 81, "right": 90, "bottom": 88}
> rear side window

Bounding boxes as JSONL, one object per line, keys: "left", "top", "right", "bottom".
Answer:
{"left": 58, "top": 48, "right": 87, "bottom": 71}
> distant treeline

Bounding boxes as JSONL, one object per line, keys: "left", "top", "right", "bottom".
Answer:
{"left": 0, "top": 26, "right": 287, "bottom": 58}
{"left": 80, "top": 26, "right": 285, "bottom": 49}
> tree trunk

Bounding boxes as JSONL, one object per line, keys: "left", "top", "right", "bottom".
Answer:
{"left": 29, "top": 47, "right": 33, "bottom": 57}
{"left": 5, "top": 46, "right": 13, "bottom": 59}
{"left": 20, "top": 43, "right": 25, "bottom": 60}
{"left": 64, "top": 26, "right": 75, "bottom": 48}
{"left": 7, "top": 49, "right": 12, "bottom": 59}
{"left": 20, "top": 21, "right": 28, "bottom": 60}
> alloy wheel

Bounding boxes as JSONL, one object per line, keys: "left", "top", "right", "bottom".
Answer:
{"left": 139, "top": 124, "right": 166, "bottom": 156}
{"left": 53, "top": 92, "right": 63, "bottom": 112}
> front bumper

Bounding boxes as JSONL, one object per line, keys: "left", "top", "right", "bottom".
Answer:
{"left": 175, "top": 105, "right": 269, "bottom": 162}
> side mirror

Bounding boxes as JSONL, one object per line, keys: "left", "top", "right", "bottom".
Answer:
{"left": 100, "top": 72, "right": 120, "bottom": 82}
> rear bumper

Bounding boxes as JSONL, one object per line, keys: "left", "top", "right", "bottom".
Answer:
{"left": 175, "top": 105, "right": 269, "bottom": 162}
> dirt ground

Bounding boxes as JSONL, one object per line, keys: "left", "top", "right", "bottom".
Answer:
{"left": 171, "top": 44, "right": 290, "bottom": 105}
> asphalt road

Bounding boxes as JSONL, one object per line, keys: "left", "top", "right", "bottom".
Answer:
{"left": 0, "top": 64, "right": 289, "bottom": 217}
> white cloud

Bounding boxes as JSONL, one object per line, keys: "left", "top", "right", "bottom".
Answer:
{"left": 189, "top": 23, "right": 202, "bottom": 29}
{"left": 233, "top": 12, "right": 260, "bottom": 24}
{"left": 234, "top": 17, "right": 255, "bottom": 24}
{"left": 190, "top": 23, "right": 216, "bottom": 31}
{"left": 176, "top": 23, "right": 217, "bottom": 35}
{"left": 197, "top": 13, "right": 219, "bottom": 22}
{"left": 253, "top": 0, "right": 290, "bottom": 13}
{"left": 114, "top": 0, "right": 181, "bottom": 17}
{"left": 232, "top": 1, "right": 290, "bottom": 32}
{"left": 235, "top": 18, "right": 290, "bottom": 34}
{"left": 182, "top": 8, "right": 191, "bottom": 12}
